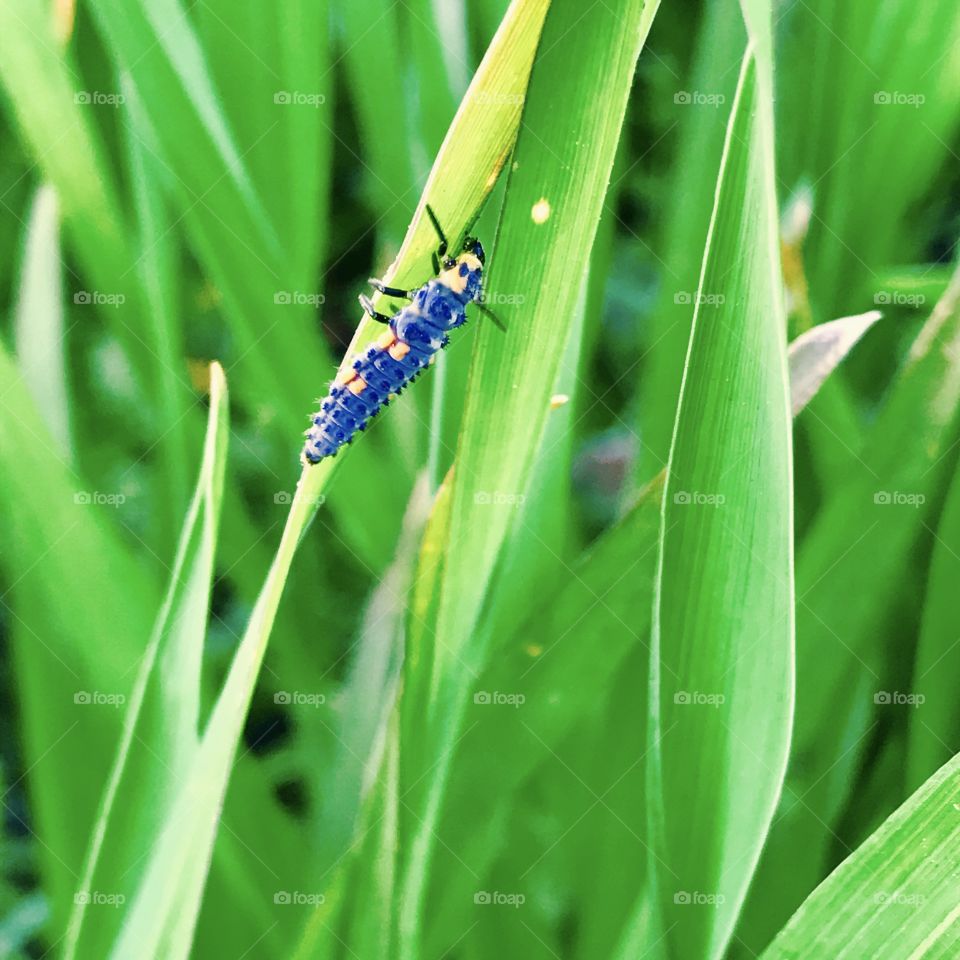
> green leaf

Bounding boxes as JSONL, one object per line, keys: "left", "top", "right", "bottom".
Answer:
{"left": 635, "top": 0, "right": 748, "bottom": 477}
{"left": 64, "top": 362, "right": 229, "bottom": 959}
{"left": 13, "top": 185, "right": 72, "bottom": 459}
{"left": 787, "top": 310, "right": 882, "bottom": 416}
{"left": 762, "top": 751, "right": 960, "bottom": 959}
{"left": 647, "top": 15, "right": 794, "bottom": 958}
{"left": 396, "top": 0, "right": 661, "bottom": 954}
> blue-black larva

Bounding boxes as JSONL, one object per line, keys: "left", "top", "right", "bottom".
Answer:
{"left": 301, "top": 206, "right": 500, "bottom": 466}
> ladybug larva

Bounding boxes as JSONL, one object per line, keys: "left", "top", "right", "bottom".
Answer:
{"left": 301, "top": 205, "right": 500, "bottom": 466}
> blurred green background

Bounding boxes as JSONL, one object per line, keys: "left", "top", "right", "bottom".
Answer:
{"left": 2, "top": 0, "right": 960, "bottom": 957}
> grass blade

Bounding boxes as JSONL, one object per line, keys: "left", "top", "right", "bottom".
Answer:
{"left": 13, "top": 185, "right": 72, "bottom": 460}
{"left": 762, "top": 752, "right": 960, "bottom": 959}
{"left": 396, "top": 0, "right": 661, "bottom": 953}
{"left": 788, "top": 310, "right": 882, "bottom": 416}
{"left": 648, "top": 12, "right": 794, "bottom": 955}
{"left": 64, "top": 363, "right": 229, "bottom": 959}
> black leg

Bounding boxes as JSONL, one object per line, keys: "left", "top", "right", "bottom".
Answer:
{"left": 368, "top": 277, "right": 412, "bottom": 299}
{"left": 359, "top": 293, "right": 392, "bottom": 324}
{"left": 425, "top": 204, "right": 448, "bottom": 259}
{"left": 475, "top": 302, "right": 506, "bottom": 332}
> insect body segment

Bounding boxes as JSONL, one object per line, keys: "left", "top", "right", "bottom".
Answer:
{"left": 301, "top": 210, "right": 486, "bottom": 465}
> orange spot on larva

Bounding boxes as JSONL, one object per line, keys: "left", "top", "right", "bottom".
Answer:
{"left": 389, "top": 341, "right": 411, "bottom": 361}
{"left": 377, "top": 330, "right": 397, "bottom": 349}
{"left": 335, "top": 367, "right": 358, "bottom": 386}
{"left": 347, "top": 377, "right": 368, "bottom": 395}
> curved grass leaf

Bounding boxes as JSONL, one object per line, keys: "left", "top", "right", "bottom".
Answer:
{"left": 13, "top": 185, "right": 71, "bottom": 460}
{"left": 635, "top": 0, "right": 748, "bottom": 478}
{"left": 762, "top": 751, "right": 960, "bottom": 959}
{"left": 648, "top": 18, "right": 795, "bottom": 958}
{"left": 788, "top": 310, "right": 882, "bottom": 416}
{"left": 85, "top": 362, "right": 309, "bottom": 959}
{"left": 64, "top": 363, "right": 229, "bottom": 959}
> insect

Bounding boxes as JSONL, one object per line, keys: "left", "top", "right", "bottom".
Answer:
{"left": 301, "top": 205, "right": 500, "bottom": 466}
